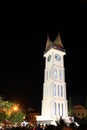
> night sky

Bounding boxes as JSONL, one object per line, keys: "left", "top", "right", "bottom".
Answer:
{"left": 0, "top": 1, "right": 87, "bottom": 112}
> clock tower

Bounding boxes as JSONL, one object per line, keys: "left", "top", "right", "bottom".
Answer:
{"left": 36, "top": 33, "right": 68, "bottom": 125}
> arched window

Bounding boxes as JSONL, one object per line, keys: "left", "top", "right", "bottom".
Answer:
{"left": 59, "top": 70, "right": 62, "bottom": 80}
{"left": 49, "top": 70, "right": 51, "bottom": 78}
{"left": 54, "top": 69, "right": 57, "bottom": 78}
{"left": 61, "top": 86, "right": 63, "bottom": 97}
{"left": 62, "top": 103, "right": 63, "bottom": 116}
{"left": 58, "top": 85, "right": 60, "bottom": 96}
{"left": 55, "top": 102, "right": 56, "bottom": 115}
{"left": 54, "top": 84, "right": 56, "bottom": 96}
{"left": 46, "top": 71, "right": 48, "bottom": 80}
{"left": 58, "top": 103, "right": 60, "bottom": 116}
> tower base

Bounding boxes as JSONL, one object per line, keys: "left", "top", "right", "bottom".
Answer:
{"left": 36, "top": 115, "right": 74, "bottom": 126}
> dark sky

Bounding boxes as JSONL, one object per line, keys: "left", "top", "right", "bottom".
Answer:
{"left": 0, "top": 1, "right": 87, "bottom": 112}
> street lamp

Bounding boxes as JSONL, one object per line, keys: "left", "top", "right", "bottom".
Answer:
{"left": 12, "top": 104, "right": 19, "bottom": 112}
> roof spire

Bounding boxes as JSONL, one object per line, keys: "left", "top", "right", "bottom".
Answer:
{"left": 53, "top": 32, "right": 64, "bottom": 48}
{"left": 45, "top": 33, "right": 52, "bottom": 49}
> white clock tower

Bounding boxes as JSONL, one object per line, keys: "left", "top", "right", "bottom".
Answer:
{"left": 36, "top": 33, "right": 68, "bottom": 124}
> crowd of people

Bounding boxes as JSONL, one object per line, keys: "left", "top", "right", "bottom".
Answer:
{"left": 0, "top": 117, "right": 87, "bottom": 130}
{"left": 1, "top": 120, "right": 87, "bottom": 130}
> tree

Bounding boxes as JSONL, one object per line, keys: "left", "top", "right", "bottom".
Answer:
{"left": 0, "top": 111, "right": 7, "bottom": 123}
{"left": 0, "top": 95, "right": 25, "bottom": 125}
{"left": 86, "top": 97, "right": 87, "bottom": 108}
{"left": 10, "top": 110, "right": 25, "bottom": 125}
{"left": 68, "top": 97, "right": 72, "bottom": 116}
{"left": 85, "top": 97, "right": 87, "bottom": 120}
{"left": 26, "top": 108, "right": 37, "bottom": 126}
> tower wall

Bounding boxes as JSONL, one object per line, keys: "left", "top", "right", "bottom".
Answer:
{"left": 36, "top": 34, "right": 69, "bottom": 125}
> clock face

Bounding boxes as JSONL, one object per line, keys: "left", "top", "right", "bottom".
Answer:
{"left": 55, "top": 54, "right": 61, "bottom": 61}
{"left": 47, "top": 55, "right": 51, "bottom": 62}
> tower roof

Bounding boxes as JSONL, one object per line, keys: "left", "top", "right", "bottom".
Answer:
{"left": 45, "top": 35, "right": 53, "bottom": 49}
{"left": 53, "top": 32, "right": 64, "bottom": 48}
{"left": 45, "top": 32, "right": 65, "bottom": 53}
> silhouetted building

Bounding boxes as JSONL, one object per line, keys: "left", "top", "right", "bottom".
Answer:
{"left": 72, "top": 105, "right": 87, "bottom": 119}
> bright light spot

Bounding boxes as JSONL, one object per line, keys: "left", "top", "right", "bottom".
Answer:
{"left": 13, "top": 105, "right": 19, "bottom": 112}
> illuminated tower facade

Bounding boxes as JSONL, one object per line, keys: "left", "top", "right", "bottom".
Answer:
{"left": 36, "top": 33, "right": 68, "bottom": 124}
